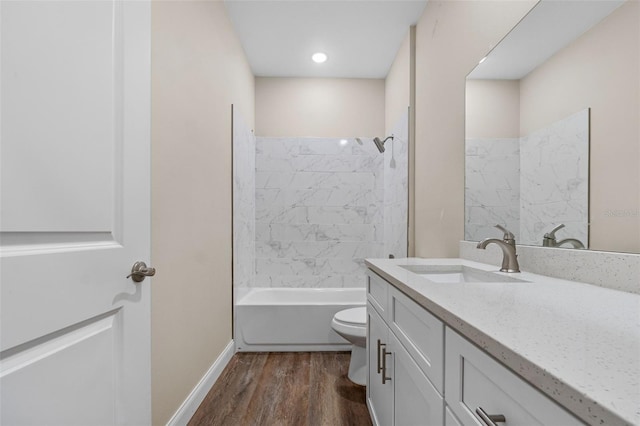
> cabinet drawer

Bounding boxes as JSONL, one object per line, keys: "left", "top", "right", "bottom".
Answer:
{"left": 445, "top": 328, "right": 583, "bottom": 426}
{"left": 367, "top": 271, "right": 389, "bottom": 319}
{"left": 389, "top": 286, "right": 444, "bottom": 394}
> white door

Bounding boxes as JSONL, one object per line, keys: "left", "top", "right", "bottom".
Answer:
{"left": 0, "top": 1, "right": 151, "bottom": 424}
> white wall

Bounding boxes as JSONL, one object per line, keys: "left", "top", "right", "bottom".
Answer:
{"left": 385, "top": 29, "right": 412, "bottom": 135}
{"left": 465, "top": 80, "right": 520, "bottom": 139}
{"left": 413, "top": 0, "right": 537, "bottom": 257}
{"left": 255, "top": 77, "right": 384, "bottom": 138}
{"left": 151, "top": 2, "right": 254, "bottom": 424}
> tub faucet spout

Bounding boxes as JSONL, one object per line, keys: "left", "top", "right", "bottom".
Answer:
{"left": 476, "top": 225, "right": 520, "bottom": 273}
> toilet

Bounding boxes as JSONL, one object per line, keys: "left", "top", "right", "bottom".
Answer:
{"left": 331, "top": 307, "right": 367, "bottom": 386}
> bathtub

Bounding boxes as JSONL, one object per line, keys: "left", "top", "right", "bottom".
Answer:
{"left": 235, "top": 288, "right": 366, "bottom": 352}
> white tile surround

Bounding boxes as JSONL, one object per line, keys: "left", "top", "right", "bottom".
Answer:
{"left": 254, "top": 136, "right": 386, "bottom": 288}
{"left": 233, "top": 127, "right": 409, "bottom": 292}
{"left": 460, "top": 240, "right": 640, "bottom": 294}
{"left": 465, "top": 109, "right": 589, "bottom": 246}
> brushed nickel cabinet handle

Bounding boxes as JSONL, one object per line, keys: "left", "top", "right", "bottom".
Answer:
{"left": 377, "top": 339, "right": 383, "bottom": 374}
{"left": 476, "top": 407, "right": 506, "bottom": 426}
{"left": 382, "top": 345, "right": 392, "bottom": 384}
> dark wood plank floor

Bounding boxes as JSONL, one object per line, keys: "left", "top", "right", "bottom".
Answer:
{"left": 189, "top": 352, "right": 372, "bottom": 426}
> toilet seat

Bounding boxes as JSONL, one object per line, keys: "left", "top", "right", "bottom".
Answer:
{"left": 334, "top": 307, "right": 366, "bottom": 326}
{"left": 331, "top": 307, "right": 366, "bottom": 342}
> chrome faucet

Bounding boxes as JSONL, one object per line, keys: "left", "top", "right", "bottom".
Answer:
{"left": 476, "top": 225, "right": 520, "bottom": 273}
{"left": 543, "top": 224, "right": 585, "bottom": 249}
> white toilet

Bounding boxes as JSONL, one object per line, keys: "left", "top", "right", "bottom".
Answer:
{"left": 331, "top": 307, "right": 367, "bottom": 386}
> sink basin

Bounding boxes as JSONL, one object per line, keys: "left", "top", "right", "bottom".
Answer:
{"left": 399, "top": 264, "right": 527, "bottom": 283}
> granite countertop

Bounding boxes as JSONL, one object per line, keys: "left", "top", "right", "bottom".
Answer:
{"left": 365, "top": 257, "right": 640, "bottom": 426}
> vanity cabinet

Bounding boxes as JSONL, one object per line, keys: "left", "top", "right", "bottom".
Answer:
{"left": 366, "top": 272, "right": 444, "bottom": 426}
{"left": 445, "top": 406, "right": 464, "bottom": 426}
{"left": 366, "top": 269, "right": 585, "bottom": 426}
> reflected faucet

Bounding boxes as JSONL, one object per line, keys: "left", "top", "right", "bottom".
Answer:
{"left": 543, "top": 224, "right": 585, "bottom": 249}
{"left": 476, "top": 225, "right": 520, "bottom": 273}
{"left": 555, "top": 238, "right": 585, "bottom": 249}
{"left": 543, "top": 224, "right": 565, "bottom": 247}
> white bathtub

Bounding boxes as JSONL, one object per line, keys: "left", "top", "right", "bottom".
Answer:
{"left": 235, "top": 288, "right": 366, "bottom": 352}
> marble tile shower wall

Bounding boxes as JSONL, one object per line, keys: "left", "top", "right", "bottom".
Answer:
{"left": 520, "top": 109, "right": 589, "bottom": 246}
{"left": 255, "top": 137, "right": 384, "bottom": 288}
{"left": 384, "top": 111, "right": 409, "bottom": 258}
{"left": 232, "top": 110, "right": 256, "bottom": 296}
{"left": 465, "top": 138, "right": 520, "bottom": 241}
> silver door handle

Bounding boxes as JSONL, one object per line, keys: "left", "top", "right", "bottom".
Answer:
{"left": 127, "top": 261, "right": 156, "bottom": 282}
{"left": 377, "top": 339, "right": 383, "bottom": 374}
{"left": 476, "top": 407, "right": 506, "bottom": 426}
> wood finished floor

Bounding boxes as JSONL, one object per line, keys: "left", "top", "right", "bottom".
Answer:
{"left": 189, "top": 352, "right": 372, "bottom": 426}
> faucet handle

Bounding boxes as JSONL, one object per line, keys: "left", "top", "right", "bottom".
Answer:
{"left": 544, "top": 223, "right": 565, "bottom": 238}
{"left": 494, "top": 224, "right": 515, "bottom": 244}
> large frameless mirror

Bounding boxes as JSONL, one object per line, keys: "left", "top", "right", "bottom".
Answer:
{"left": 464, "top": 0, "right": 639, "bottom": 253}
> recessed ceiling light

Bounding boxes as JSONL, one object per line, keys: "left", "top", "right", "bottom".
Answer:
{"left": 340, "top": 139, "right": 348, "bottom": 146}
{"left": 312, "top": 52, "right": 328, "bottom": 64}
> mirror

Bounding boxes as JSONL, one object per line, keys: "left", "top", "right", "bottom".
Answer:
{"left": 465, "top": 0, "right": 639, "bottom": 253}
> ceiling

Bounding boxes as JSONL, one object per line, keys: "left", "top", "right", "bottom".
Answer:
{"left": 468, "top": 0, "right": 625, "bottom": 80}
{"left": 224, "top": 0, "right": 427, "bottom": 79}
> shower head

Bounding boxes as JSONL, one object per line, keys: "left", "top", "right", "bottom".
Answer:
{"left": 373, "top": 136, "right": 394, "bottom": 153}
{"left": 373, "top": 137, "right": 385, "bottom": 153}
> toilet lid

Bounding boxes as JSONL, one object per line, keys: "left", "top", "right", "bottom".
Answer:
{"left": 334, "top": 307, "right": 366, "bottom": 326}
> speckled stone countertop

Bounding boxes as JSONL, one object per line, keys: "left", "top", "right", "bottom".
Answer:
{"left": 365, "top": 257, "right": 640, "bottom": 426}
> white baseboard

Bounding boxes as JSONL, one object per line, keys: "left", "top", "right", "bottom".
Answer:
{"left": 166, "top": 340, "right": 235, "bottom": 426}
{"left": 236, "top": 343, "right": 352, "bottom": 352}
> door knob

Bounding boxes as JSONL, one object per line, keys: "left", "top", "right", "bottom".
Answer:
{"left": 127, "top": 261, "right": 156, "bottom": 282}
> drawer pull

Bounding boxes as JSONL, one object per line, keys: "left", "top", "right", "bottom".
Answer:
{"left": 476, "top": 407, "right": 506, "bottom": 426}
{"left": 382, "top": 345, "right": 392, "bottom": 384}
{"left": 377, "top": 339, "right": 383, "bottom": 374}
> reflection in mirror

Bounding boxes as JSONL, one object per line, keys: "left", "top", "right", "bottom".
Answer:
{"left": 466, "top": 106, "right": 589, "bottom": 247}
{"left": 465, "top": 0, "right": 639, "bottom": 253}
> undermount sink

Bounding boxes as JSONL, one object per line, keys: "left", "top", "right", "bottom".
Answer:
{"left": 399, "top": 264, "right": 527, "bottom": 283}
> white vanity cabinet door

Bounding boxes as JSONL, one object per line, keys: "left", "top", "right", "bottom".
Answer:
{"left": 445, "top": 329, "right": 584, "bottom": 426}
{"left": 445, "top": 406, "right": 464, "bottom": 426}
{"left": 389, "top": 286, "right": 444, "bottom": 393}
{"left": 367, "top": 303, "right": 394, "bottom": 426}
{"left": 391, "top": 332, "right": 444, "bottom": 426}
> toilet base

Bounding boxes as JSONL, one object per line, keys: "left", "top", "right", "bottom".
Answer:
{"left": 347, "top": 344, "right": 366, "bottom": 386}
